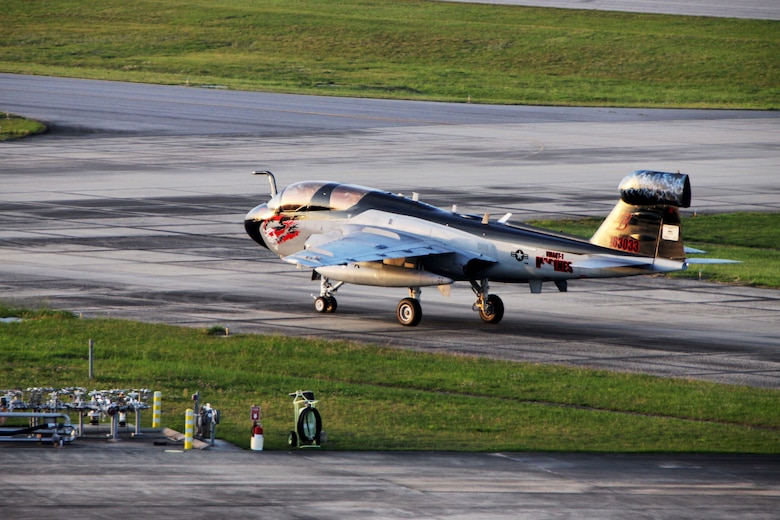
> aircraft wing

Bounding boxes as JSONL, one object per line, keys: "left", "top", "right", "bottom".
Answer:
{"left": 281, "top": 225, "right": 492, "bottom": 268}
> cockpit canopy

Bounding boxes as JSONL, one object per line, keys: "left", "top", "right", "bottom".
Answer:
{"left": 267, "top": 181, "right": 374, "bottom": 213}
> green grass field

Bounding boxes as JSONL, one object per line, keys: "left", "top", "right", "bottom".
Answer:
{"left": 1, "top": 306, "right": 778, "bottom": 452}
{"left": 2, "top": 0, "right": 778, "bottom": 108}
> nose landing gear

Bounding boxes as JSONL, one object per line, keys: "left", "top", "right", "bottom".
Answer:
{"left": 313, "top": 276, "right": 342, "bottom": 313}
{"left": 314, "top": 296, "right": 337, "bottom": 313}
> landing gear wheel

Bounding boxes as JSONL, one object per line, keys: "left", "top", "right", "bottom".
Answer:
{"left": 314, "top": 296, "right": 337, "bottom": 313}
{"left": 396, "top": 297, "right": 422, "bottom": 327}
{"left": 288, "top": 430, "right": 298, "bottom": 448}
{"left": 479, "top": 294, "right": 504, "bottom": 324}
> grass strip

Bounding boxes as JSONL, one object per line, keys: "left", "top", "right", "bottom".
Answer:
{"left": 1, "top": 0, "right": 778, "bottom": 108}
{"left": 1, "top": 306, "right": 777, "bottom": 452}
{"left": 0, "top": 113, "right": 46, "bottom": 141}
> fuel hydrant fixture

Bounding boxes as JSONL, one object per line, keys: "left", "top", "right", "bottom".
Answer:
{"left": 288, "top": 390, "right": 322, "bottom": 448}
{"left": 191, "top": 392, "right": 221, "bottom": 446}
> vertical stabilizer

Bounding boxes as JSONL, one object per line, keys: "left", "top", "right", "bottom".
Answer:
{"left": 590, "top": 171, "right": 690, "bottom": 260}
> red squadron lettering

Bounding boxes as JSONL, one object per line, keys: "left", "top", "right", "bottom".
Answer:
{"left": 535, "top": 252, "right": 573, "bottom": 273}
{"left": 610, "top": 236, "right": 640, "bottom": 253}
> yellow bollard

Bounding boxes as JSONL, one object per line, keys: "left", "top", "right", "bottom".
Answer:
{"left": 184, "top": 408, "right": 194, "bottom": 450}
{"left": 152, "top": 391, "right": 162, "bottom": 428}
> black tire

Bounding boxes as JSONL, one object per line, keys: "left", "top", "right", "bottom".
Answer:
{"left": 288, "top": 430, "right": 298, "bottom": 448}
{"left": 396, "top": 297, "right": 422, "bottom": 327}
{"left": 314, "top": 297, "right": 328, "bottom": 313}
{"left": 479, "top": 294, "right": 504, "bottom": 324}
{"left": 315, "top": 296, "right": 337, "bottom": 313}
{"left": 297, "top": 407, "right": 322, "bottom": 444}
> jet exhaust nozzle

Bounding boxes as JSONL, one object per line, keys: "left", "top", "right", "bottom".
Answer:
{"left": 619, "top": 170, "right": 691, "bottom": 208}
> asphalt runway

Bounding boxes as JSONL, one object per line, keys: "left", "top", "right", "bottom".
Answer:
{"left": 1, "top": 73, "right": 779, "bottom": 518}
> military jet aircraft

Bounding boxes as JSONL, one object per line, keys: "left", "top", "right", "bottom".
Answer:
{"left": 245, "top": 170, "right": 728, "bottom": 326}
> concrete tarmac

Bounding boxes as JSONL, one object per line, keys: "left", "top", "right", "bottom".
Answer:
{"left": 1, "top": 430, "right": 779, "bottom": 520}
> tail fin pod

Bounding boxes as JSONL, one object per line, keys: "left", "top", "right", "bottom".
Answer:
{"left": 590, "top": 171, "right": 691, "bottom": 260}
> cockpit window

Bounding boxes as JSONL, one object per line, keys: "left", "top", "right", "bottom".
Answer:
{"left": 330, "top": 184, "right": 372, "bottom": 211}
{"left": 268, "top": 181, "right": 374, "bottom": 213}
{"left": 279, "top": 182, "right": 323, "bottom": 212}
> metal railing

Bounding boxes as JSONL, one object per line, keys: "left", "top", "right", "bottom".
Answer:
{"left": 1, "top": 387, "right": 153, "bottom": 445}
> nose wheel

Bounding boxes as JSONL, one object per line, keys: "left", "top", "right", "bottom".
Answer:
{"left": 314, "top": 296, "right": 337, "bottom": 313}
{"left": 313, "top": 275, "right": 342, "bottom": 313}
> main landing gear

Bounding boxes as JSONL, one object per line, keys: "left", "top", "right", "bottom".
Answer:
{"left": 471, "top": 278, "right": 504, "bottom": 324}
{"left": 396, "top": 282, "right": 503, "bottom": 326}
{"left": 396, "top": 288, "right": 422, "bottom": 327}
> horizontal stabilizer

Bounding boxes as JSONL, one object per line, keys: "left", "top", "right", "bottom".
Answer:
{"left": 684, "top": 246, "right": 707, "bottom": 254}
{"left": 685, "top": 258, "right": 741, "bottom": 265}
{"left": 573, "top": 256, "right": 655, "bottom": 271}
{"left": 573, "top": 255, "right": 686, "bottom": 275}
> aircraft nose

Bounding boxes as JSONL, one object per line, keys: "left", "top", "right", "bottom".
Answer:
{"left": 244, "top": 203, "right": 271, "bottom": 248}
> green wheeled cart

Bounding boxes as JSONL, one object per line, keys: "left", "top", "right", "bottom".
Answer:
{"left": 287, "top": 390, "right": 322, "bottom": 448}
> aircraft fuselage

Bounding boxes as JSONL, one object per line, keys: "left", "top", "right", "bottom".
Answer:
{"left": 245, "top": 186, "right": 681, "bottom": 286}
